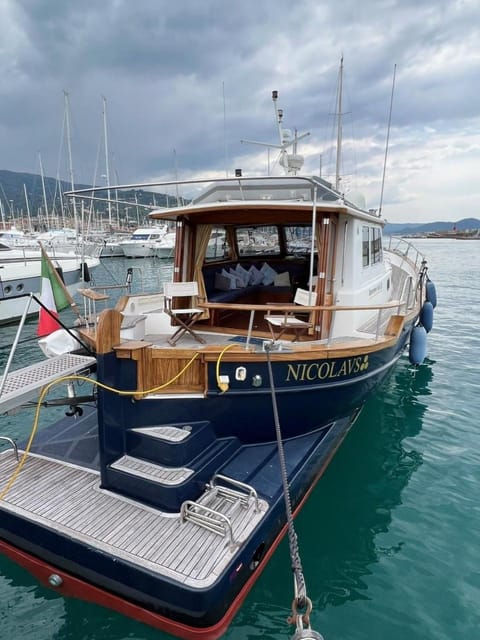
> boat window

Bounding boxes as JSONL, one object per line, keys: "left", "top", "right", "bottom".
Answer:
{"left": 284, "top": 225, "right": 314, "bottom": 255}
{"left": 236, "top": 226, "right": 280, "bottom": 256}
{"left": 371, "top": 227, "right": 382, "bottom": 264}
{"left": 205, "top": 226, "right": 229, "bottom": 260}
{"left": 362, "top": 226, "right": 369, "bottom": 266}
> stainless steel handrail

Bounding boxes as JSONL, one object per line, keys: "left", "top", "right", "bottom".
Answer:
{"left": 0, "top": 437, "right": 19, "bottom": 462}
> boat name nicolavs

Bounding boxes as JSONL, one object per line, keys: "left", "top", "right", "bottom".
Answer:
{"left": 285, "top": 356, "right": 370, "bottom": 382}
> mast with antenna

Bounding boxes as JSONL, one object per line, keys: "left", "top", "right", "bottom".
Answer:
{"left": 335, "top": 56, "right": 344, "bottom": 192}
{"left": 241, "top": 91, "right": 310, "bottom": 175}
{"left": 378, "top": 64, "right": 397, "bottom": 217}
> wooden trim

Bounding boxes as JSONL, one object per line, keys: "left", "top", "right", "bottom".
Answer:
{"left": 384, "top": 314, "right": 405, "bottom": 337}
{"left": 95, "top": 309, "right": 122, "bottom": 354}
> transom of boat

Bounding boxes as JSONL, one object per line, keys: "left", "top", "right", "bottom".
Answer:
{"left": 0, "top": 450, "right": 268, "bottom": 588}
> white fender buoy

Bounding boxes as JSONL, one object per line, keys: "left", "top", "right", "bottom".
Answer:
{"left": 426, "top": 279, "right": 437, "bottom": 308}
{"left": 409, "top": 324, "right": 428, "bottom": 365}
{"left": 420, "top": 301, "right": 434, "bottom": 333}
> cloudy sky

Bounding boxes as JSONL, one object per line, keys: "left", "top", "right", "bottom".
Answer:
{"left": 1, "top": 0, "right": 479, "bottom": 223}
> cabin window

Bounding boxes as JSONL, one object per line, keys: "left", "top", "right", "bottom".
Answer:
{"left": 205, "top": 226, "right": 229, "bottom": 260}
{"left": 362, "top": 226, "right": 370, "bottom": 266}
{"left": 371, "top": 227, "right": 382, "bottom": 264}
{"left": 236, "top": 225, "right": 280, "bottom": 256}
{"left": 284, "top": 225, "right": 313, "bottom": 254}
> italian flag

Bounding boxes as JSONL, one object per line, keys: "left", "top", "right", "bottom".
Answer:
{"left": 37, "top": 246, "right": 72, "bottom": 337}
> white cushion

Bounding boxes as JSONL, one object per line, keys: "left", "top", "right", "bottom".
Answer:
{"left": 260, "top": 262, "right": 277, "bottom": 286}
{"left": 248, "top": 264, "right": 264, "bottom": 285}
{"left": 235, "top": 263, "right": 250, "bottom": 286}
{"left": 215, "top": 270, "right": 236, "bottom": 291}
{"left": 229, "top": 267, "right": 246, "bottom": 288}
{"left": 274, "top": 271, "right": 290, "bottom": 287}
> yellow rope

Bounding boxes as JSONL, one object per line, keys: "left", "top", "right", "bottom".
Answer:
{"left": 215, "top": 343, "right": 238, "bottom": 392}
{"left": 0, "top": 352, "right": 200, "bottom": 500}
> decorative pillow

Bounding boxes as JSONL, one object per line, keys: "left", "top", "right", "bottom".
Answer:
{"left": 215, "top": 270, "right": 236, "bottom": 291}
{"left": 235, "top": 263, "right": 250, "bottom": 286}
{"left": 228, "top": 267, "right": 246, "bottom": 288}
{"left": 274, "top": 271, "right": 291, "bottom": 287}
{"left": 248, "top": 264, "right": 264, "bottom": 285}
{"left": 260, "top": 262, "right": 277, "bottom": 286}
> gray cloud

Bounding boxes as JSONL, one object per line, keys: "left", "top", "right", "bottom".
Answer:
{"left": 1, "top": 0, "right": 479, "bottom": 221}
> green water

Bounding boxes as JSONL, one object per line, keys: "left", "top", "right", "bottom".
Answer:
{"left": 1, "top": 239, "right": 479, "bottom": 639}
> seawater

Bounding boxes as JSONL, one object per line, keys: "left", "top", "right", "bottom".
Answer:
{"left": 0, "top": 240, "right": 479, "bottom": 640}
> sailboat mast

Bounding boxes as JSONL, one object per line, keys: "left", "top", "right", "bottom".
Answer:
{"left": 335, "top": 56, "right": 344, "bottom": 192}
{"left": 38, "top": 153, "right": 49, "bottom": 227}
{"left": 102, "top": 96, "right": 113, "bottom": 226}
{"left": 63, "top": 91, "right": 77, "bottom": 230}
{"left": 0, "top": 199, "right": 5, "bottom": 231}
{"left": 23, "top": 184, "right": 32, "bottom": 232}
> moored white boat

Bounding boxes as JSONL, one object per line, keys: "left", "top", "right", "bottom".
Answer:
{"left": 0, "top": 242, "right": 100, "bottom": 324}
{"left": 99, "top": 232, "right": 130, "bottom": 257}
{"left": 0, "top": 82, "right": 437, "bottom": 639}
{"left": 154, "top": 231, "right": 176, "bottom": 258}
{"left": 120, "top": 226, "right": 167, "bottom": 258}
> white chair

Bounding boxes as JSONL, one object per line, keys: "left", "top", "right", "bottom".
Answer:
{"left": 264, "top": 288, "right": 314, "bottom": 342}
{"left": 163, "top": 281, "right": 206, "bottom": 346}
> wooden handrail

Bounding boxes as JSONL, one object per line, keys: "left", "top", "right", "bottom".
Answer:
{"left": 198, "top": 299, "right": 403, "bottom": 313}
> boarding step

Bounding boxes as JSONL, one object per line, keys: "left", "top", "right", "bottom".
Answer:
{"left": 0, "top": 353, "right": 96, "bottom": 415}
{"left": 110, "top": 455, "right": 193, "bottom": 485}
{"left": 105, "top": 435, "right": 241, "bottom": 512}
{"left": 126, "top": 420, "right": 215, "bottom": 466}
{"left": 132, "top": 425, "right": 193, "bottom": 442}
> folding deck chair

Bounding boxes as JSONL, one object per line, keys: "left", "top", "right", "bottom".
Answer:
{"left": 264, "top": 288, "right": 314, "bottom": 342}
{"left": 163, "top": 281, "right": 206, "bottom": 346}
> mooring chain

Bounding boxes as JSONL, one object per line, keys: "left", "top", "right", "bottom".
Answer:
{"left": 264, "top": 343, "right": 324, "bottom": 640}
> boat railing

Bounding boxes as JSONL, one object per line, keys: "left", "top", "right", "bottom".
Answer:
{"left": 0, "top": 436, "right": 19, "bottom": 461}
{"left": 0, "top": 294, "right": 95, "bottom": 414}
{"left": 198, "top": 298, "right": 407, "bottom": 346}
{"left": 0, "top": 294, "right": 37, "bottom": 399}
{"left": 180, "top": 500, "right": 236, "bottom": 547}
{"left": 399, "top": 275, "right": 415, "bottom": 311}
{"left": 64, "top": 175, "right": 372, "bottom": 215}
{"left": 5, "top": 243, "right": 102, "bottom": 264}
{"left": 386, "top": 235, "right": 426, "bottom": 270}
{"left": 207, "top": 474, "right": 260, "bottom": 511}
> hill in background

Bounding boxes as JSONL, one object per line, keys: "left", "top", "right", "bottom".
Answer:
{"left": 0, "top": 169, "right": 173, "bottom": 229}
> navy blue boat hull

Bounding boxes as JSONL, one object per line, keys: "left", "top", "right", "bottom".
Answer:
{"left": 0, "top": 410, "right": 357, "bottom": 632}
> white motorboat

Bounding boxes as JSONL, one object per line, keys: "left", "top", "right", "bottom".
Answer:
{"left": 0, "top": 242, "right": 100, "bottom": 325}
{"left": 119, "top": 227, "right": 167, "bottom": 258}
{"left": 154, "top": 231, "right": 176, "bottom": 258}
{"left": 99, "top": 232, "right": 130, "bottom": 258}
